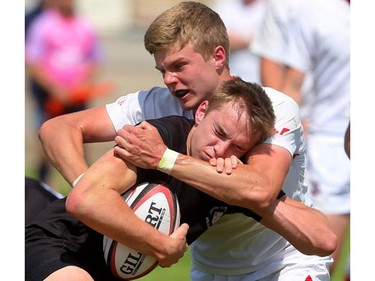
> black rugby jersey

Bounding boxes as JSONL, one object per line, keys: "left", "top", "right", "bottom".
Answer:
{"left": 135, "top": 116, "right": 262, "bottom": 244}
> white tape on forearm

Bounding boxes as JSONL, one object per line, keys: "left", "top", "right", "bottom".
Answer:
{"left": 72, "top": 173, "right": 85, "bottom": 187}
{"left": 157, "top": 148, "right": 179, "bottom": 174}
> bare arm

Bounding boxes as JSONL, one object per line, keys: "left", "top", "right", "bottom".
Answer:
{"left": 281, "top": 67, "right": 305, "bottom": 105}
{"left": 261, "top": 58, "right": 310, "bottom": 134}
{"left": 261, "top": 196, "right": 337, "bottom": 256}
{"left": 66, "top": 148, "right": 188, "bottom": 267}
{"left": 169, "top": 144, "right": 290, "bottom": 214}
{"left": 116, "top": 123, "right": 288, "bottom": 213}
{"left": 170, "top": 152, "right": 336, "bottom": 256}
{"left": 158, "top": 142, "right": 336, "bottom": 256}
{"left": 38, "top": 106, "right": 117, "bottom": 185}
{"left": 260, "top": 57, "right": 285, "bottom": 89}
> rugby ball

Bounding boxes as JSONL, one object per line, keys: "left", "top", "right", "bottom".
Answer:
{"left": 103, "top": 182, "right": 180, "bottom": 280}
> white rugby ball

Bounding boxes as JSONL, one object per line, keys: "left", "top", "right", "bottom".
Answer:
{"left": 103, "top": 182, "right": 180, "bottom": 280}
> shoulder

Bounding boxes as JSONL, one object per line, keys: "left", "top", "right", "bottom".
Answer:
{"left": 147, "top": 116, "right": 193, "bottom": 150}
{"left": 263, "top": 87, "right": 303, "bottom": 140}
{"left": 148, "top": 116, "right": 193, "bottom": 137}
{"left": 106, "top": 87, "right": 193, "bottom": 131}
{"left": 263, "top": 87, "right": 299, "bottom": 112}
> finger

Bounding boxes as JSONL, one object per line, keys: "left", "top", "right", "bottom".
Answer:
{"left": 138, "top": 121, "right": 153, "bottom": 130}
{"left": 113, "top": 145, "right": 129, "bottom": 157}
{"left": 114, "top": 135, "right": 127, "bottom": 147}
{"left": 209, "top": 158, "right": 217, "bottom": 167}
{"left": 117, "top": 127, "right": 132, "bottom": 139}
{"left": 173, "top": 223, "right": 189, "bottom": 236}
{"left": 171, "top": 223, "right": 189, "bottom": 252}
{"left": 122, "top": 124, "right": 134, "bottom": 133}
{"left": 231, "top": 155, "right": 239, "bottom": 168}
{"left": 224, "top": 157, "right": 233, "bottom": 175}
{"left": 215, "top": 158, "right": 225, "bottom": 173}
{"left": 123, "top": 124, "right": 146, "bottom": 136}
{"left": 114, "top": 134, "right": 133, "bottom": 148}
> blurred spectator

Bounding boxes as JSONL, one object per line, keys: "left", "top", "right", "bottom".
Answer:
{"left": 25, "top": 0, "right": 103, "bottom": 182}
{"left": 211, "top": 0, "right": 266, "bottom": 83}
{"left": 252, "top": 0, "right": 350, "bottom": 279}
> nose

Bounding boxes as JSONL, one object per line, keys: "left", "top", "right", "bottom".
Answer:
{"left": 213, "top": 141, "right": 231, "bottom": 158}
{"left": 163, "top": 71, "right": 178, "bottom": 85}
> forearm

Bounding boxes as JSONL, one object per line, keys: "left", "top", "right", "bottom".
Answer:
{"left": 66, "top": 144, "right": 189, "bottom": 266}
{"left": 65, "top": 151, "right": 178, "bottom": 262}
{"left": 67, "top": 186, "right": 172, "bottom": 260}
{"left": 39, "top": 116, "right": 89, "bottom": 185}
{"left": 169, "top": 153, "right": 337, "bottom": 257}
{"left": 281, "top": 67, "right": 305, "bottom": 105}
{"left": 261, "top": 197, "right": 337, "bottom": 256}
{"left": 169, "top": 154, "right": 275, "bottom": 214}
{"left": 38, "top": 106, "right": 116, "bottom": 185}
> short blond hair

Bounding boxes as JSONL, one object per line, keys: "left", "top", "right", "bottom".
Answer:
{"left": 144, "top": 1, "right": 230, "bottom": 68}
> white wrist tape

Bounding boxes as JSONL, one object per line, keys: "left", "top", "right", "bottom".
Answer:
{"left": 72, "top": 173, "right": 85, "bottom": 187}
{"left": 157, "top": 148, "right": 179, "bottom": 174}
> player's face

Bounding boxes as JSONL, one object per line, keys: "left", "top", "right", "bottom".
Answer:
{"left": 189, "top": 101, "right": 260, "bottom": 161}
{"left": 154, "top": 43, "right": 226, "bottom": 111}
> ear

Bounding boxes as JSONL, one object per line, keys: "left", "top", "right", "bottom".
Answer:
{"left": 213, "top": 45, "right": 226, "bottom": 69}
{"left": 195, "top": 100, "right": 209, "bottom": 125}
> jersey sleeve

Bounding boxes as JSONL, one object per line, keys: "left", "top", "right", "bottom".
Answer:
{"left": 105, "top": 91, "right": 146, "bottom": 130}
{"left": 105, "top": 87, "right": 193, "bottom": 131}
{"left": 263, "top": 87, "right": 305, "bottom": 157}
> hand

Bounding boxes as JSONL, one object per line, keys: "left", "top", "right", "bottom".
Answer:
{"left": 209, "top": 155, "right": 242, "bottom": 175}
{"left": 114, "top": 121, "right": 168, "bottom": 170}
{"left": 158, "top": 223, "right": 189, "bottom": 268}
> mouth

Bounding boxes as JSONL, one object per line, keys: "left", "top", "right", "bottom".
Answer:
{"left": 202, "top": 151, "right": 213, "bottom": 161}
{"left": 174, "top": 89, "right": 190, "bottom": 98}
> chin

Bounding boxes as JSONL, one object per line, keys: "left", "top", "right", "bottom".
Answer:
{"left": 179, "top": 100, "right": 195, "bottom": 111}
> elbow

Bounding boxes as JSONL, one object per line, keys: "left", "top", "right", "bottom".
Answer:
{"left": 298, "top": 230, "right": 337, "bottom": 257}
{"left": 65, "top": 191, "right": 86, "bottom": 219}
{"left": 38, "top": 117, "right": 55, "bottom": 144}
{"left": 315, "top": 231, "right": 337, "bottom": 257}
{"left": 309, "top": 216, "right": 338, "bottom": 256}
{"left": 246, "top": 190, "right": 276, "bottom": 215}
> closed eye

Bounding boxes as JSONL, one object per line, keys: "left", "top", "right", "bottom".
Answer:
{"left": 232, "top": 144, "right": 247, "bottom": 154}
{"left": 214, "top": 126, "right": 226, "bottom": 140}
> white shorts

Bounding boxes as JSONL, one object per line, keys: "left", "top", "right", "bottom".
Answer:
{"left": 190, "top": 254, "right": 333, "bottom": 281}
{"left": 306, "top": 134, "right": 350, "bottom": 215}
